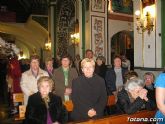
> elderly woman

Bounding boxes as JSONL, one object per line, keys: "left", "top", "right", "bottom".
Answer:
{"left": 116, "top": 78, "right": 154, "bottom": 114}
{"left": 71, "top": 58, "right": 107, "bottom": 121}
{"left": 25, "top": 76, "right": 68, "bottom": 124}
{"left": 143, "top": 72, "right": 156, "bottom": 109}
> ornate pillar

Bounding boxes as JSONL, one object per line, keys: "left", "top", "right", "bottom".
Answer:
{"left": 81, "top": 0, "right": 86, "bottom": 58}
{"left": 49, "top": 1, "right": 57, "bottom": 58}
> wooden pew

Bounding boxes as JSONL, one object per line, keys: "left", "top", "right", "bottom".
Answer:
{"left": 64, "top": 100, "right": 73, "bottom": 112}
{"left": 69, "top": 110, "right": 156, "bottom": 124}
{"left": 13, "top": 93, "right": 26, "bottom": 120}
{"left": 64, "top": 95, "right": 115, "bottom": 112}
{"left": 107, "top": 95, "right": 116, "bottom": 106}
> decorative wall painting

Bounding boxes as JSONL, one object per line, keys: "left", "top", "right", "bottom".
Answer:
{"left": 91, "top": 16, "right": 105, "bottom": 57}
{"left": 91, "top": 0, "right": 105, "bottom": 13}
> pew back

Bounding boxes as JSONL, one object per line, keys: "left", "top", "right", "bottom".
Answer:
{"left": 70, "top": 110, "right": 156, "bottom": 124}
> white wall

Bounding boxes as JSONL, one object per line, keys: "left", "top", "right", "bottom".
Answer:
{"left": 108, "top": 19, "right": 133, "bottom": 64}
{"left": 133, "top": 0, "right": 143, "bottom": 67}
{"left": 143, "top": 31, "right": 156, "bottom": 67}
{"left": 133, "top": 0, "right": 162, "bottom": 68}
{"left": 156, "top": 0, "right": 162, "bottom": 68}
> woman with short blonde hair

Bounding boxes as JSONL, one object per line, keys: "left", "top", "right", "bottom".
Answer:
{"left": 37, "top": 76, "right": 54, "bottom": 92}
{"left": 71, "top": 58, "right": 107, "bottom": 121}
{"left": 81, "top": 58, "right": 95, "bottom": 69}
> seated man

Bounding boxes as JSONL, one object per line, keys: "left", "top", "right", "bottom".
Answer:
{"left": 116, "top": 78, "right": 155, "bottom": 114}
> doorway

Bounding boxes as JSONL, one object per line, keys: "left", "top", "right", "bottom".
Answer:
{"left": 111, "top": 30, "right": 134, "bottom": 69}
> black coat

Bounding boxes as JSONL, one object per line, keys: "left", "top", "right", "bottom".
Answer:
{"left": 105, "top": 67, "right": 127, "bottom": 95}
{"left": 116, "top": 88, "right": 155, "bottom": 114}
{"left": 24, "top": 92, "right": 68, "bottom": 124}
{"left": 71, "top": 74, "right": 107, "bottom": 121}
{"left": 144, "top": 84, "right": 156, "bottom": 109}
{"left": 95, "top": 64, "right": 107, "bottom": 79}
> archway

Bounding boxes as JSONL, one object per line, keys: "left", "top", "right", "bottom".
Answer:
{"left": 111, "top": 30, "right": 134, "bottom": 69}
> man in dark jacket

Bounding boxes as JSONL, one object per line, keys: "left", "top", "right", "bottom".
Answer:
{"left": 105, "top": 55, "right": 127, "bottom": 95}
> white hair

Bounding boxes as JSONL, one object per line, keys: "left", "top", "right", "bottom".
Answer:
{"left": 125, "top": 78, "right": 144, "bottom": 91}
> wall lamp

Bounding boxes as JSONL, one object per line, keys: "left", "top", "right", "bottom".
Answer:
{"left": 45, "top": 35, "right": 51, "bottom": 51}
{"left": 135, "top": 4, "right": 155, "bottom": 35}
{"left": 71, "top": 33, "right": 79, "bottom": 46}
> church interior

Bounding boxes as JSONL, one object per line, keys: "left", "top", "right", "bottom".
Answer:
{"left": 0, "top": 0, "right": 165, "bottom": 123}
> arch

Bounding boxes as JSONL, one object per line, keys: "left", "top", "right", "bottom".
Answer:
{"left": 110, "top": 30, "right": 134, "bottom": 69}
{"left": 0, "top": 18, "right": 48, "bottom": 58}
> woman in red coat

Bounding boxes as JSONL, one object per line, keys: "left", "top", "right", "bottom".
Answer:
{"left": 8, "top": 56, "right": 22, "bottom": 93}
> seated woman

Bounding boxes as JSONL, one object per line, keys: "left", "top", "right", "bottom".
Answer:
{"left": 124, "top": 70, "right": 138, "bottom": 82}
{"left": 24, "top": 76, "right": 68, "bottom": 124}
{"left": 71, "top": 58, "right": 107, "bottom": 121}
{"left": 143, "top": 72, "right": 156, "bottom": 109}
{"left": 116, "top": 78, "right": 154, "bottom": 114}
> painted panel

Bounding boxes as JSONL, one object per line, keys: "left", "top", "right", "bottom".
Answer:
{"left": 111, "top": 0, "right": 133, "bottom": 15}
{"left": 91, "top": 15, "right": 105, "bottom": 57}
{"left": 91, "top": 0, "right": 105, "bottom": 13}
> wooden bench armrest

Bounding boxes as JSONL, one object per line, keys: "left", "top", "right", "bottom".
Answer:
{"left": 63, "top": 100, "right": 73, "bottom": 112}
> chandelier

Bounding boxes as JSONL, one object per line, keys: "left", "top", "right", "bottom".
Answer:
{"left": 135, "top": 4, "right": 155, "bottom": 35}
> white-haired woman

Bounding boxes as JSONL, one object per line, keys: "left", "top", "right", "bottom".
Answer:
{"left": 25, "top": 76, "right": 68, "bottom": 124}
{"left": 71, "top": 58, "right": 107, "bottom": 121}
{"left": 116, "top": 78, "right": 154, "bottom": 114}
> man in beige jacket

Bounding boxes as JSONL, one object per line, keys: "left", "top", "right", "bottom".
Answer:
{"left": 20, "top": 55, "right": 48, "bottom": 106}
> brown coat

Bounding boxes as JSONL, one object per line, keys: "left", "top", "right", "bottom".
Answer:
{"left": 53, "top": 67, "right": 78, "bottom": 101}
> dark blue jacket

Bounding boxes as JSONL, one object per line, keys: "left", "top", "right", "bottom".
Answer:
{"left": 105, "top": 67, "right": 127, "bottom": 95}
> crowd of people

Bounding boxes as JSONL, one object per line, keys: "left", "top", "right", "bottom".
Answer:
{"left": 1, "top": 49, "right": 164, "bottom": 124}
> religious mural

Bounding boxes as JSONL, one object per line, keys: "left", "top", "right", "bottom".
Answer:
{"left": 90, "top": 0, "right": 107, "bottom": 58}
{"left": 111, "top": 0, "right": 133, "bottom": 14}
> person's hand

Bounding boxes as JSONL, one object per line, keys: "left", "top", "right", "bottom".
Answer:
{"left": 64, "top": 88, "right": 72, "bottom": 95}
{"left": 143, "top": 96, "right": 148, "bottom": 101}
{"left": 112, "top": 91, "right": 117, "bottom": 96}
{"left": 138, "top": 88, "right": 148, "bottom": 101}
{"left": 112, "top": 91, "right": 118, "bottom": 102}
{"left": 141, "top": 89, "right": 148, "bottom": 101}
{"left": 88, "top": 108, "right": 96, "bottom": 117}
